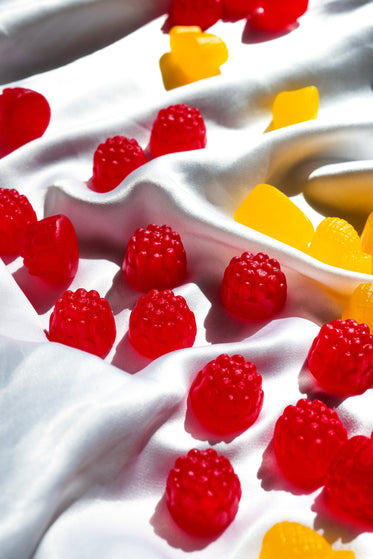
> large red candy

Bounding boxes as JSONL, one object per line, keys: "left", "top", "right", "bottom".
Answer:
{"left": 166, "top": 448, "right": 241, "bottom": 536}
{"left": 189, "top": 353, "right": 264, "bottom": 434}
{"left": 273, "top": 398, "right": 348, "bottom": 489}
{"left": 222, "top": 0, "right": 256, "bottom": 19}
{"left": 170, "top": 0, "right": 222, "bottom": 30}
{"left": 249, "top": 0, "right": 308, "bottom": 31}
{"left": 0, "top": 187, "right": 37, "bottom": 254}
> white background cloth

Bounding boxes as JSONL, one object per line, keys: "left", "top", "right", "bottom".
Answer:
{"left": 1, "top": 1, "right": 373, "bottom": 557}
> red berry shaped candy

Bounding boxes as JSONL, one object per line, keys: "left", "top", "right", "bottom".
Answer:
{"left": 92, "top": 136, "right": 147, "bottom": 193}
{"left": 189, "top": 353, "right": 264, "bottom": 434}
{"left": 222, "top": 0, "right": 256, "bottom": 19}
{"left": 20, "top": 214, "right": 79, "bottom": 283}
{"left": 0, "top": 187, "right": 37, "bottom": 254}
{"left": 273, "top": 398, "right": 348, "bottom": 489}
{"left": 49, "top": 288, "right": 116, "bottom": 358}
{"left": 123, "top": 224, "right": 187, "bottom": 292}
{"left": 221, "top": 251, "right": 287, "bottom": 320}
{"left": 129, "top": 288, "right": 196, "bottom": 359}
{"left": 150, "top": 104, "right": 207, "bottom": 157}
{"left": 166, "top": 448, "right": 241, "bottom": 536}
{"left": 249, "top": 0, "right": 308, "bottom": 32}
{"left": 0, "top": 87, "right": 51, "bottom": 150}
{"left": 307, "top": 318, "right": 373, "bottom": 396}
{"left": 325, "top": 434, "right": 373, "bottom": 526}
{"left": 170, "top": 0, "right": 222, "bottom": 30}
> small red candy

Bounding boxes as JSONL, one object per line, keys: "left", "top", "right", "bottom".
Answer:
{"left": 0, "top": 187, "right": 37, "bottom": 254}
{"left": 128, "top": 288, "right": 196, "bottom": 359}
{"left": 273, "top": 398, "right": 348, "bottom": 489}
{"left": 220, "top": 251, "right": 287, "bottom": 320}
{"left": 189, "top": 353, "right": 264, "bottom": 434}
{"left": 150, "top": 104, "right": 207, "bottom": 158}
{"left": 0, "top": 87, "right": 51, "bottom": 150}
{"left": 222, "top": 0, "right": 256, "bottom": 19}
{"left": 170, "top": 0, "right": 222, "bottom": 30}
{"left": 248, "top": 0, "right": 308, "bottom": 32}
{"left": 92, "top": 136, "right": 147, "bottom": 193}
{"left": 49, "top": 288, "right": 116, "bottom": 358}
{"left": 122, "top": 224, "right": 187, "bottom": 292}
{"left": 166, "top": 448, "right": 241, "bottom": 536}
{"left": 307, "top": 318, "right": 373, "bottom": 396}
{"left": 20, "top": 214, "right": 79, "bottom": 283}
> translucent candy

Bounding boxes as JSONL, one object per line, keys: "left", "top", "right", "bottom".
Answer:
{"left": 342, "top": 282, "right": 373, "bottom": 331}
{"left": 361, "top": 209, "right": 373, "bottom": 256}
{"left": 271, "top": 86, "right": 319, "bottom": 130}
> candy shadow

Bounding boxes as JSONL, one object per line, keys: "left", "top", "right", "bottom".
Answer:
{"left": 242, "top": 19, "right": 298, "bottom": 44}
{"left": 111, "top": 332, "right": 151, "bottom": 375}
{"left": 298, "top": 360, "right": 346, "bottom": 408}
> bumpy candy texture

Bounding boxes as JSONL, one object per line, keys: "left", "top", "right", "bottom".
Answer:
{"left": 0, "top": 87, "right": 51, "bottom": 150}
{"left": 150, "top": 104, "right": 207, "bottom": 157}
{"left": 221, "top": 251, "right": 287, "bottom": 320}
{"left": 128, "top": 289, "right": 196, "bottom": 359}
{"left": 189, "top": 353, "right": 264, "bottom": 434}
{"left": 271, "top": 86, "right": 319, "bottom": 130}
{"left": 166, "top": 448, "right": 241, "bottom": 536}
{"left": 342, "top": 282, "right": 373, "bottom": 333}
{"left": 307, "top": 318, "right": 373, "bottom": 396}
{"left": 234, "top": 183, "right": 314, "bottom": 252}
{"left": 0, "top": 187, "right": 37, "bottom": 254}
{"left": 170, "top": 0, "right": 222, "bottom": 30}
{"left": 259, "top": 521, "right": 356, "bottom": 559}
{"left": 92, "top": 136, "right": 147, "bottom": 193}
{"left": 273, "top": 398, "right": 347, "bottom": 489}
{"left": 249, "top": 0, "right": 309, "bottom": 32}
{"left": 20, "top": 214, "right": 79, "bottom": 283}
{"left": 122, "top": 224, "right": 187, "bottom": 292}
{"left": 325, "top": 434, "right": 373, "bottom": 527}
{"left": 49, "top": 288, "right": 116, "bottom": 358}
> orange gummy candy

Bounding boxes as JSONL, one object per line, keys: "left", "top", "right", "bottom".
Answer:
{"left": 342, "top": 282, "right": 373, "bottom": 330}
{"left": 271, "top": 86, "right": 319, "bottom": 130}
{"left": 234, "top": 183, "right": 314, "bottom": 252}
{"left": 259, "top": 521, "right": 355, "bottom": 559}
{"left": 361, "top": 209, "right": 373, "bottom": 256}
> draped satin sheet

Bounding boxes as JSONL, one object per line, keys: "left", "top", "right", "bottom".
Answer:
{"left": 1, "top": 1, "right": 373, "bottom": 557}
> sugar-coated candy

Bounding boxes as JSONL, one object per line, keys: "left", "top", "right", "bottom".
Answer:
{"left": 129, "top": 289, "right": 196, "bottom": 359}
{"left": 49, "top": 288, "right": 116, "bottom": 358}
{"left": 189, "top": 353, "right": 264, "bottom": 434}
{"left": 0, "top": 187, "right": 37, "bottom": 254}
{"left": 271, "top": 86, "right": 319, "bottom": 130}
{"left": 170, "top": 0, "right": 222, "bottom": 30}
{"left": 0, "top": 87, "right": 51, "bottom": 150}
{"left": 259, "top": 521, "right": 356, "bottom": 559}
{"left": 221, "top": 251, "right": 287, "bottom": 320}
{"left": 91, "top": 136, "right": 147, "bottom": 193}
{"left": 20, "top": 214, "right": 79, "bottom": 283}
{"left": 122, "top": 224, "right": 187, "bottom": 292}
{"left": 325, "top": 434, "right": 373, "bottom": 527}
{"left": 234, "top": 183, "right": 314, "bottom": 252}
{"left": 273, "top": 398, "right": 347, "bottom": 489}
{"left": 249, "top": 0, "right": 308, "bottom": 32}
{"left": 342, "top": 282, "right": 373, "bottom": 332}
{"left": 307, "top": 318, "right": 373, "bottom": 396}
{"left": 150, "top": 104, "right": 207, "bottom": 157}
{"left": 166, "top": 448, "right": 241, "bottom": 536}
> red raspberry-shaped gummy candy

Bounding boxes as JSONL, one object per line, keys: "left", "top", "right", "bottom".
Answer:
{"left": 170, "top": 0, "right": 222, "bottom": 30}
{"left": 20, "top": 214, "right": 79, "bottom": 283}
{"left": 0, "top": 87, "right": 51, "bottom": 150}
{"left": 222, "top": 0, "right": 256, "bottom": 19}
{"left": 220, "top": 251, "right": 287, "bottom": 320}
{"left": 49, "top": 288, "right": 116, "bottom": 358}
{"left": 92, "top": 136, "right": 147, "bottom": 193}
{"left": 0, "top": 188, "right": 37, "bottom": 254}
{"left": 150, "top": 104, "right": 207, "bottom": 157}
{"left": 249, "top": 0, "right": 308, "bottom": 32}
{"left": 122, "top": 224, "right": 187, "bottom": 292}
{"left": 273, "top": 398, "right": 347, "bottom": 489}
{"left": 166, "top": 447, "right": 241, "bottom": 535}
{"left": 189, "top": 353, "right": 264, "bottom": 434}
{"left": 325, "top": 434, "right": 373, "bottom": 526}
{"left": 307, "top": 318, "right": 373, "bottom": 396}
{"left": 129, "top": 288, "right": 196, "bottom": 359}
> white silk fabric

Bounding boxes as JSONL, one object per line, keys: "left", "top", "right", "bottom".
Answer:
{"left": 1, "top": 1, "right": 373, "bottom": 558}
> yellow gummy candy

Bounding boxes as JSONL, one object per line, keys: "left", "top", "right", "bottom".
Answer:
{"left": 271, "top": 86, "right": 319, "bottom": 130}
{"left": 361, "top": 209, "right": 373, "bottom": 256}
{"left": 342, "top": 282, "right": 373, "bottom": 330}
{"left": 259, "top": 521, "right": 356, "bottom": 559}
{"left": 234, "top": 183, "right": 314, "bottom": 252}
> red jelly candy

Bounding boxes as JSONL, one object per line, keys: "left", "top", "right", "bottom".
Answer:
{"left": 150, "top": 104, "right": 207, "bottom": 157}
{"left": 20, "top": 214, "right": 79, "bottom": 283}
{"left": 189, "top": 353, "right": 264, "bottom": 434}
{"left": 273, "top": 398, "right": 348, "bottom": 489}
{"left": 325, "top": 434, "right": 373, "bottom": 526}
{"left": 0, "top": 187, "right": 37, "bottom": 254}
{"left": 170, "top": 0, "right": 222, "bottom": 30}
{"left": 249, "top": 0, "right": 308, "bottom": 32}
{"left": 307, "top": 318, "right": 373, "bottom": 396}
{"left": 92, "top": 136, "right": 147, "bottom": 193}
{"left": 222, "top": 0, "right": 257, "bottom": 19}
{"left": 220, "top": 251, "right": 287, "bottom": 320}
{"left": 0, "top": 87, "right": 51, "bottom": 150}
{"left": 129, "top": 288, "right": 196, "bottom": 359}
{"left": 49, "top": 288, "right": 116, "bottom": 358}
{"left": 166, "top": 448, "right": 241, "bottom": 536}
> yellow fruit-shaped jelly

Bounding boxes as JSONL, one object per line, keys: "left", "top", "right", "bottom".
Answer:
{"left": 342, "top": 282, "right": 373, "bottom": 330}
{"left": 361, "top": 209, "right": 373, "bottom": 256}
{"left": 234, "top": 183, "right": 314, "bottom": 251}
{"left": 271, "top": 86, "right": 319, "bottom": 130}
